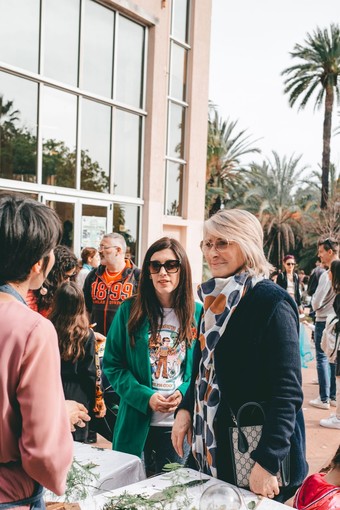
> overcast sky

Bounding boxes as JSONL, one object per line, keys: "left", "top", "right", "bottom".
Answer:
{"left": 209, "top": 0, "right": 340, "bottom": 176}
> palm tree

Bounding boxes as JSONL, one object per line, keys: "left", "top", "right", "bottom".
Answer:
{"left": 282, "top": 24, "right": 340, "bottom": 209}
{"left": 244, "top": 152, "right": 308, "bottom": 268}
{"left": 206, "top": 104, "right": 260, "bottom": 217}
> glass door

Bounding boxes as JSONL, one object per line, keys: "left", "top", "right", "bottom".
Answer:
{"left": 80, "top": 203, "right": 111, "bottom": 251}
{"left": 40, "top": 194, "right": 112, "bottom": 256}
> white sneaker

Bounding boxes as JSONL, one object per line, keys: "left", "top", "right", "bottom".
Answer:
{"left": 320, "top": 415, "right": 340, "bottom": 429}
{"left": 309, "top": 397, "right": 330, "bottom": 410}
{"left": 331, "top": 400, "right": 337, "bottom": 408}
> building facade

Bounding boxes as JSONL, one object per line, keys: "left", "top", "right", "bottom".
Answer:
{"left": 0, "top": 0, "right": 211, "bottom": 284}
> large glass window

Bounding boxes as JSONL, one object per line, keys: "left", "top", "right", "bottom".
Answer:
{"left": 114, "top": 110, "right": 141, "bottom": 198}
{"left": 165, "top": 161, "right": 183, "bottom": 216}
{"left": 43, "top": 0, "right": 80, "bottom": 86}
{"left": 41, "top": 87, "right": 77, "bottom": 188}
{"left": 168, "top": 103, "right": 185, "bottom": 160}
{"left": 81, "top": 0, "right": 114, "bottom": 97}
{"left": 0, "top": 72, "right": 38, "bottom": 182}
{"left": 0, "top": 0, "right": 40, "bottom": 73}
{"left": 171, "top": 0, "right": 189, "bottom": 43}
{"left": 80, "top": 98, "right": 111, "bottom": 193}
{"left": 169, "top": 42, "right": 187, "bottom": 101}
{"left": 113, "top": 203, "right": 139, "bottom": 263}
{"left": 116, "top": 17, "right": 145, "bottom": 108}
{"left": 165, "top": 0, "right": 190, "bottom": 216}
{"left": 0, "top": 0, "right": 146, "bottom": 245}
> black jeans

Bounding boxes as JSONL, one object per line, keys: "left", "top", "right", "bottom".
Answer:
{"left": 143, "top": 426, "right": 189, "bottom": 476}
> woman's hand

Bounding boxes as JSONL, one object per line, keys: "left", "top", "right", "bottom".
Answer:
{"left": 93, "top": 331, "right": 106, "bottom": 343}
{"left": 249, "top": 462, "right": 279, "bottom": 499}
{"left": 149, "top": 392, "right": 174, "bottom": 412}
{"left": 166, "top": 390, "right": 183, "bottom": 412}
{"left": 171, "top": 409, "right": 192, "bottom": 458}
{"left": 65, "top": 400, "right": 91, "bottom": 432}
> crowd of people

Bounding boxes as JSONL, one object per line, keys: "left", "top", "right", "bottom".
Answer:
{"left": 0, "top": 191, "right": 339, "bottom": 509}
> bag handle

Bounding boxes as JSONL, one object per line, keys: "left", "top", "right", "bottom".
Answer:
{"left": 236, "top": 402, "right": 265, "bottom": 454}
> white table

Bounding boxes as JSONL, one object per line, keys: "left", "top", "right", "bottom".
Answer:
{"left": 46, "top": 442, "right": 145, "bottom": 503}
{"left": 72, "top": 442, "right": 146, "bottom": 494}
{"left": 78, "top": 467, "right": 291, "bottom": 509}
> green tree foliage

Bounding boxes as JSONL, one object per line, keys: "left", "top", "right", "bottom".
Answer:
{"left": 206, "top": 104, "right": 260, "bottom": 217}
{"left": 244, "top": 152, "right": 308, "bottom": 268}
{"left": 0, "top": 95, "right": 109, "bottom": 191}
{"left": 282, "top": 24, "right": 340, "bottom": 209}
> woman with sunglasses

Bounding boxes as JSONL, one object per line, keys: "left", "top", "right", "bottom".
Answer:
{"left": 171, "top": 209, "right": 308, "bottom": 503}
{"left": 276, "top": 255, "right": 304, "bottom": 314}
{"left": 103, "top": 237, "right": 202, "bottom": 475}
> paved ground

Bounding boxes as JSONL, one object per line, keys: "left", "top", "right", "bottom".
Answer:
{"left": 95, "top": 350, "right": 340, "bottom": 475}
{"left": 300, "top": 355, "right": 339, "bottom": 474}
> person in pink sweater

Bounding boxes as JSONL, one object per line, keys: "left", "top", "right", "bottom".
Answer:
{"left": 0, "top": 193, "right": 74, "bottom": 509}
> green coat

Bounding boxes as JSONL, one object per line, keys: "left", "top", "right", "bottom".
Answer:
{"left": 103, "top": 299, "right": 202, "bottom": 458}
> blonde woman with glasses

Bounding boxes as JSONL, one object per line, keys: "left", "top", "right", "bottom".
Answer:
{"left": 172, "top": 209, "right": 308, "bottom": 503}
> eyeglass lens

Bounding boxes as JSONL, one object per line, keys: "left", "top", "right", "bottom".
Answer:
{"left": 200, "top": 240, "right": 230, "bottom": 252}
{"left": 99, "top": 245, "right": 118, "bottom": 250}
{"left": 149, "top": 260, "right": 180, "bottom": 273}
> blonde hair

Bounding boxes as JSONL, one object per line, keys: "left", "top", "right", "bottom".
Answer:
{"left": 204, "top": 209, "right": 272, "bottom": 277}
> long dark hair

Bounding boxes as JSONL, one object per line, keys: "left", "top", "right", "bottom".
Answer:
{"left": 128, "top": 237, "right": 195, "bottom": 347}
{"left": 330, "top": 260, "right": 340, "bottom": 294}
{"left": 49, "top": 282, "right": 89, "bottom": 361}
{"left": 321, "top": 444, "right": 340, "bottom": 473}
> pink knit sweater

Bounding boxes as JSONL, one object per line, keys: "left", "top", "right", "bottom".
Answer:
{"left": 0, "top": 298, "right": 73, "bottom": 507}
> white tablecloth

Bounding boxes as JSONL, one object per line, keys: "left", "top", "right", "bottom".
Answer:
{"left": 78, "top": 467, "right": 291, "bottom": 509}
{"left": 72, "top": 442, "right": 146, "bottom": 493}
{"left": 45, "top": 442, "right": 145, "bottom": 503}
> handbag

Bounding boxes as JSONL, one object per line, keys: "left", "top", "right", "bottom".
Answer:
{"left": 321, "top": 314, "right": 340, "bottom": 363}
{"left": 228, "top": 401, "right": 290, "bottom": 489}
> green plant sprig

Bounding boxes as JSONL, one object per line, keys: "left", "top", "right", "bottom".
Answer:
{"left": 64, "top": 458, "right": 100, "bottom": 502}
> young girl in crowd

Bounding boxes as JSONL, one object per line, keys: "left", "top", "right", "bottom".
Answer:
{"left": 291, "top": 444, "right": 340, "bottom": 509}
{"left": 76, "top": 247, "right": 100, "bottom": 289}
{"left": 49, "top": 281, "right": 96, "bottom": 442}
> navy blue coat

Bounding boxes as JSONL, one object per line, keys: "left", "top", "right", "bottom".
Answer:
{"left": 181, "top": 279, "right": 308, "bottom": 496}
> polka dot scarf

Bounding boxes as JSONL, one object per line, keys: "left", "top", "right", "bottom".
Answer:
{"left": 192, "top": 272, "right": 263, "bottom": 477}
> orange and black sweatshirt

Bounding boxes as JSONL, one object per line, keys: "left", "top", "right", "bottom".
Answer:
{"left": 83, "top": 260, "right": 140, "bottom": 336}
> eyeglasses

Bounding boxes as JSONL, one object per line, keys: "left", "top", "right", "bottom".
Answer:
{"left": 99, "top": 245, "right": 119, "bottom": 251}
{"left": 200, "top": 239, "right": 233, "bottom": 253}
{"left": 64, "top": 271, "right": 77, "bottom": 280}
{"left": 285, "top": 262, "right": 295, "bottom": 266}
{"left": 149, "top": 260, "right": 181, "bottom": 274}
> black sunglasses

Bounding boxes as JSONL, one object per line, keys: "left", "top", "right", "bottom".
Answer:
{"left": 149, "top": 260, "right": 180, "bottom": 274}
